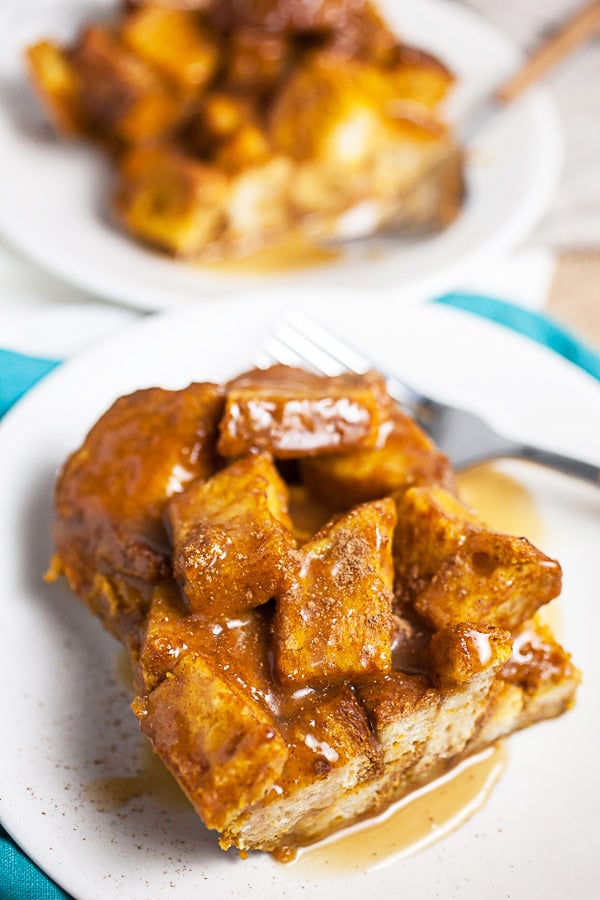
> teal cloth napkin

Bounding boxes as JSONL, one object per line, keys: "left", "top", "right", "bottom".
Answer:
{"left": 0, "top": 829, "right": 71, "bottom": 900}
{"left": 0, "top": 348, "right": 60, "bottom": 419}
{"left": 1, "top": 293, "right": 599, "bottom": 900}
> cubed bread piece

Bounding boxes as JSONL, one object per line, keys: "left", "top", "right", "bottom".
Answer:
{"left": 387, "top": 44, "right": 455, "bottom": 109}
{"left": 136, "top": 581, "right": 278, "bottom": 708}
{"left": 167, "top": 453, "right": 295, "bottom": 615}
{"left": 224, "top": 27, "right": 291, "bottom": 91}
{"left": 208, "top": 0, "right": 365, "bottom": 33}
{"left": 70, "top": 25, "right": 183, "bottom": 144}
{"left": 220, "top": 683, "right": 382, "bottom": 852}
{"left": 134, "top": 582, "right": 194, "bottom": 694}
{"left": 133, "top": 651, "right": 288, "bottom": 832}
{"left": 263, "top": 626, "right": 511, "bottom": 852}
{"left": 497, "top": 618, "right": 581, "bottom": 725}
{"left": 301, "top": 406, "right": 455, "bottom": 510}
{"left": 52, "top": 383, "right": 224, "bottom": 633}
{"left": 120, "top": 4, "right": 218, "bottom": 91}
{"left": 215, "top": 124, "right": 273, "bottom": 173}
{"left": 218, "top": 365, "right": 390, "bottom": 459}
{"left": 429, "top": 622, "right": 513, "bottom": 686}
{"left": 25, "top": 40, "right": 88, "bottom": 136}
{"left": 409, "top": 623, "right": 512, "bottom": 781}
{"left": 357, "top": 672, "right": 439, "bottom": 767}
{"left": 468, "top": 619, "right": 581, "bottom": 750}
{"left": 274, "top": 498, "right": 395, "bottom": 686}
{"left": 193, "top": 91, "right": 255, "bottom": 145}
{"left": 394, "top": 486, "right": 562, "bottom": 631}
{"left": 225, "top": 156, "right": 294, "bottom": 242}
{"left": 269, "top": 53, "right": 397, "bottom": 167}
{"left": 114, "top": 146, "right": 228, "bottom": 256}
{"left": 269, "top": 50, "right": 462, "bottom": 232}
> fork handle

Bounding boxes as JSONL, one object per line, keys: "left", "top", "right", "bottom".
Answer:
{"left": 512, "top": 443, "right": 600, "bottom": 485}
{"left": 495, "top": 0, "right": 600, "bottom": 104}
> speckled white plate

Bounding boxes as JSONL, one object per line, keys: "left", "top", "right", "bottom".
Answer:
{"left": 1, "top": 291, "right": 599, "bottom": 899}
{"left": 0, "top": 0, "right": 561, "bottom": 309}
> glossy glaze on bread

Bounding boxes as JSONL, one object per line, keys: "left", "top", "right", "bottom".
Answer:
{"left": 48, "top": 365, "right": 580, "bottom": 859}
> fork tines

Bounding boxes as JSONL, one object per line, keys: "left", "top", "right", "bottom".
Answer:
{"left": 259, "top": 310, "right": 372, "bottom": 377}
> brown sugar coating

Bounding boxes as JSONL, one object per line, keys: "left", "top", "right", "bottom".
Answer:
{"left": 133, "top": 650, "right": 289, "bottom": 832}
{"left": 206, "top": 0, "right": 367, "bottom": 33}
{"left": 48, "top": 364, "right": 580, "bottom": 857}
{"left": 167, "top": 452, "right": 295, "bottom": 615}
{"left": 393, "top": 486, "right": 563, "bottom": 631}
{"left": 301, "top": 405, "right": 455, "bottom": 510}
{"left": 274, "top": 498, "right": 396, "bottom": 686}
{"left": 218, "top": 365, "right": 390, "bottom": 458}
{"left": 51, "top": 382, "right": 224, "bottom": 641}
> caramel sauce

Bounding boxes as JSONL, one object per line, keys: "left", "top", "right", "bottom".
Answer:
{"left": 456, "top": 464, "right": 562, "bottom": 637}
{"left": 456, "top": 464, "right": 544, "bottom": 544}
{"left": 85, "top": 742, "right": 190, "bottom": 812}
{"left": 203, "top": 235, "right": 342, "bottom": 275}
{"left": 291, "top": 743, "right": 507, "bottom": 877}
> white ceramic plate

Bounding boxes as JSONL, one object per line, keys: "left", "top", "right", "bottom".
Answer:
{"left": 1, "top": 291, "right": 599, "bottom": 900}
{"left": 0, "top": 0, "right": 561, "bottom": 310}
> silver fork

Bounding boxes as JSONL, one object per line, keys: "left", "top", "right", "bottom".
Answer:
{"left": 259, "top": 310, "right": 600, "bottom": 486}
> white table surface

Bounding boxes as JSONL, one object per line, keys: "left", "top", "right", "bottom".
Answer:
{"left": 462, "top": 0, "right": 600, "bottom": 249}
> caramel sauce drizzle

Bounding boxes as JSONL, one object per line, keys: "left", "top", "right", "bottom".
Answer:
{"left": 292, "top": 744, "right": 507, "bottom": 877}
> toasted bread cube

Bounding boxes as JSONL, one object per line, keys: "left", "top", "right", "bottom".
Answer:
{"left": 301, "top": 406, "right": 455, "bottom": 510}
{"left": 167, "top": 453, "right": 295, "bottom": 615}
{"left": 225, "top": 27, "right": 290, "bottom": 92}
{"left": 135, "top": 582, "right": 190, "bottom": 694}
{"left": 429, "top": 623, "right": 513, "bottom": 686}
{"left": 274, "top": 498, "right": 395, "bottom": 686}
{"left": 225, "top": 155, "right": 293, "bottom": 240}
{"left": 53, "top": 383, "right": 223, "bottom": 599}
{"left": 133, "top": 651, "right": 288, "bottom": 832}
{"left": 357, "top": 672, "right": 439, "bottom": 767}
{"left": 218, "top": 365, "right": 390, "bottom": 459}
{"left": 215, "top": 123, "right": 272, "bottom": 173}
{"left": 394, "top": 487, "right": 562, "bottom": 631}
{"left": 500, "top": 619, "right": 581, "bottom": 716}
{"left": 209, "top": 0, "right": 364, "bottom": 32}
{"left": 269, "top": 51, "right": 462, "bottom": 231}
{"left": 25, "top": 40, "right": 87, "bottom": 136}
{"left": 269, "top": 54, "right": 394, "bottom": 167}
{"left": 121, "top": 5, "right": 218, "bottom": 91}
{"left": 360, "top": 626, "right": 510, "bottom": 769}
{"left": 388, "top": 44, "right": 455, "bottom": 109}
{"left": 469, "top": 619, "right": 581, "bottom": 750}
{"left": 136, "top": 581, "right": 278, "bottom": 703}
{"left": 220, "top": 683, "right": 382, "bottom": 852}
{"left": 114, "top": 147, "right": 227, "bottom": 256}
{"left": 193, "top": 91, "right": 255, "bottom": 146}
{"left": 71, "top": 25, "right": 183, "bottom": 144}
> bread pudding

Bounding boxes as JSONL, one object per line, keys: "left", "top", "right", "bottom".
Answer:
{"left": 47, "top": 364, "right": 580, "bottom": 860}
{"left": 26, "top": 0, "right": 464, "bottom": 262}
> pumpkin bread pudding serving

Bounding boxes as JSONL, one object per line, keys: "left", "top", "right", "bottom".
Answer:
{"left": 47, "top": 364, "right": 580, "bottom": 860}
{"left": 26, "top": 0, "right": 464, "bottom": 261}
